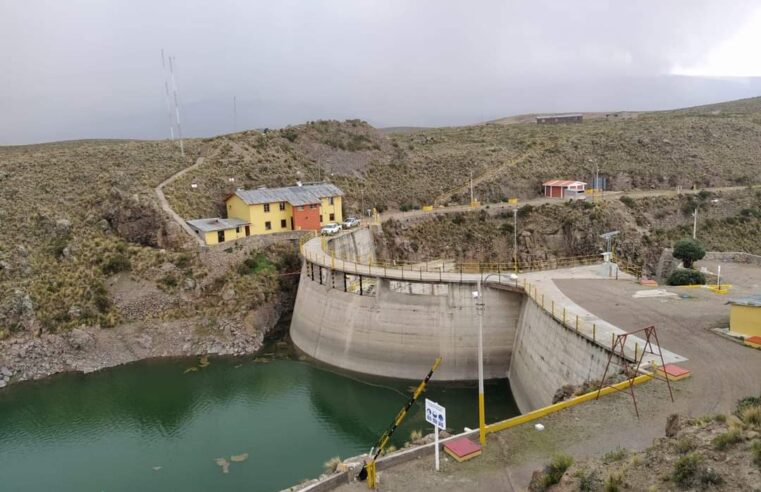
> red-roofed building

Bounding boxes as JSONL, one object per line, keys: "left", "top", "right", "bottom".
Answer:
{"left": 542, "top": 180, "right": 587, "bottom": 198}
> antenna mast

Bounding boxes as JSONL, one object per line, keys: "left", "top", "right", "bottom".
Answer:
{"left": 169, "top": 56, "right": 185, "bottom": 156}
{"left": 161, "top": 49, "right": 174, "bottom": 141}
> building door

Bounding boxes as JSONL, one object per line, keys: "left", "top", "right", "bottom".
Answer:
{"left": 217, "top": 231, "right": 225, "bottom": 243}
{"left": 245, "top": 225, "right": 250, "bottom": 236}
{"left": 290, "top": 217, "right": 294, "bottom": 230}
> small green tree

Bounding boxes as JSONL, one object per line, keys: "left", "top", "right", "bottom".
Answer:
{"left": 672, "top": 238, "right": 705, "bottom": 269}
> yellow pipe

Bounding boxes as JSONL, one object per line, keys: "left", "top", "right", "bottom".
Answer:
{"left": 478, "top": 392, "right": 486, "bottom": 445}
{"left": 485, "top": 373, "right": 652, "bottom": 434}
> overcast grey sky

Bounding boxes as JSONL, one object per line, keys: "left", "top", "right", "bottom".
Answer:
{"left": 2, "top": 0, "right": 761, "bottom": 144}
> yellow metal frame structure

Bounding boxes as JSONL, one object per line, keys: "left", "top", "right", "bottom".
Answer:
{"left": 360, "top": 357, "right": 442, "bottom": 489}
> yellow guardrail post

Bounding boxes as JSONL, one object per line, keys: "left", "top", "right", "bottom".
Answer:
{"left": 592, "top": 323, "right": 596, "bottom": 342}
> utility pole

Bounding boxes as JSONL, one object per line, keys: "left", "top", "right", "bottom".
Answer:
{"left": 470, "top": 169, "right": 474, "bottom": 206}
{"left": 513, "top": 208, "right": 518, "bottom": 272}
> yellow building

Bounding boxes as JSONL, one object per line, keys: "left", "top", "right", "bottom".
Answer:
{"left": 728, "top": 296, "right": 761, "bottom": 337}
{"left": 186, "top": 217, "right": 250, "bottom": 246}
{"left": 225, "top": 182, "right": 344, "bottom": 234}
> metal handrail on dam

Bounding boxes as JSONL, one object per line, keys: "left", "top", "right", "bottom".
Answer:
{"left": 298, "top": 228, "right": 680, "bottom": 368}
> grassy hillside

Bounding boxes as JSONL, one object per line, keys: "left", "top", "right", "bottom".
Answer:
{"left": 164, "top": 97, "right": 761, "bottom": 218}
{"left": 0, "top": 140, "right": 200, "bottom": 333}
{"left": 4, "top": 96, "right": 761, "bottom": 335}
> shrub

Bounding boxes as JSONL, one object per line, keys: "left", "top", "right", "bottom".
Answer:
{"left": 672, "top": 453, "right": 701, "bottom": 485}
{"left": 499, "top": 223, "right": 514, "bottom": 235}
{"left": 604, "top": 470, "right": 624, "bottom": 492}
{"left": 102, "top": 254, "right": 131, "bottom": 275}
{"left": 672, "top": 238, "right": 705, "bottom": 268}
{"left": 751, "top": 441, "right": 761, "bottom": 468}
{"left": 517, "top": 204, "right": 534, "bottom": 218}
{"left": 735, "top": 396, "right": 761, "bottom": 415}
{"left": 159, "top": 274, "right": 178, "bottom": 288}
{"left": 739, "top": 405, "right": 761, "bottom": 426}
{"left": 668, "top": 269, "right": 706, "bottom": 286}
{"left": 603, "top": 448, "right": 628, "bottom": 463}
{"left": 238, "top": 252, "right": 274, "bottom": 275}
{"left": 672, "top": 453, "right": 722, "bottom": 487}
{"left": 540, "top": 453, "right": 574, "bottom": 488}
{"left": 619, "top": 195, "right": 636, "bottom": 208}
{"left": 575, "top": 469, "right": 598, "bottom": 492}
{"left": 712, "top": 430, "right": 741, "bottom": 450}
{"left": 675, "top": 436, "right": 697, "bottom": 454}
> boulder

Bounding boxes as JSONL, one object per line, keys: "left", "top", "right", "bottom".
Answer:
{"left": 67, "top": 328, "right": 95, "bottom": 350}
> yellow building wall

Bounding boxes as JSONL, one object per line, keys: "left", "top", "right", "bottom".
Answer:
{"left": 320, "top": 196, "right": 343, "bottom": 224}
{"left": 202, "top": 228, "right": 240, "bottom": 246}
{"left": 730, "top": 305, "right": 761, "bottom": 337}
{"left": 226, "top": 196, "right": 294, "bottom": 235}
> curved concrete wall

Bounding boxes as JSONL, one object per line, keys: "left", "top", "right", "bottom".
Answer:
{"left": 508, "top": 299, "right": 623, "bottom": 411}
{"left": 291, "top": 228, "right": 630, "bottom": 412}
{"left": 291, "top": 264, "right": 523, "bottom": 380}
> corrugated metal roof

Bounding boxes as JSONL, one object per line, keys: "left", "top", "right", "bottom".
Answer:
{"left": 186, "top": 217, "right": 249, "bottom": 233}
{"left": 232, "top": 182, "right": 344, "bottom": 206}
{"left": 543, "top": 180, "right": 587, "bottom": 187}
{"left": 728, "top": 295, "right": 761, "bottom": 307}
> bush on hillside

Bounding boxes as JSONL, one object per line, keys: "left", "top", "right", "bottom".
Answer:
{"left": 672, "top": 238, "right": 705, "bottom": 268}
{"left": 668, "top": 269, "right": 706, "bottom": 286}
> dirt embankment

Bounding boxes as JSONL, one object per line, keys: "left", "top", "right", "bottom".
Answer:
{"left": 375, "top": 190, "right": 761, "bottom": 275}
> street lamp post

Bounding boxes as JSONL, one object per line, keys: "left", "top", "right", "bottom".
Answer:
{"left": 692, "top": 205, "right": 699, "bottom": 239}
{"left": 474, "top": 273, "right": 509, "bottom": 446}
{"left": 474, "top": 279, "right": 486, "bottom": 446}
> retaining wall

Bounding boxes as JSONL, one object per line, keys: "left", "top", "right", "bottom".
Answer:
{"left": 508, "top": 298, "right": 621, "bottom": 412}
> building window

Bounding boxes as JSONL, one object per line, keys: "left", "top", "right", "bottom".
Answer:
{"left": 279, "top": 202, "right": 286, "bottom": 211}
{"left": 310, "top": 204, "right": 317, "bottom": 209}
{"left": 235, "top": 227, "right": 240, "bottom": 233}
{"left": 329, "top": 213, "right": 335, "bottom": 221}
{"left": 319, "top": 215, "right": 323, "bottom": 223}
{"left": 329, "top": 197, "right": 334, "bottom": 205}
{"left": 298, "top": 206, "right": 304, "bottom": 211}
{"left": 265, "top": 221, "right": 272, "bottom": 230}
{"left": 280, "top": 219, "right": 287, "bottom": 228}
{"left": 264, "top": 203, "right": 270, "bottom": 213}
{"left": 217, "top": 231, "right": 225, "bottom": 243}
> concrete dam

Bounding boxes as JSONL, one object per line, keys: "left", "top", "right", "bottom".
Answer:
{"left": 290, "top": 227, "right": 684, "bottom": 412}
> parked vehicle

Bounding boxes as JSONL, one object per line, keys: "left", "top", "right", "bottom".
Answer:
{"left": 342, "top": 217, "right": 360, "bottom": 229}
{"left": 320, "top": 223, "right": 341, "bottom": 235}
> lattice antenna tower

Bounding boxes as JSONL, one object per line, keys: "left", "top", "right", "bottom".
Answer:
{"left": 160, "top": 49, "right": 175, "bottom": 142}
{"left": 168, "top": 54, "right": 185, "bottom": 156}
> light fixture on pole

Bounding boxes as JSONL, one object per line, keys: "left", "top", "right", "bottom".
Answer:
{"left": 472, "top": 282, "right": 486, "bottom": 446}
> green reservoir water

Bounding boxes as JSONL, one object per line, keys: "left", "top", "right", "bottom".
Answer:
{"left": 0, "top": 351, "right": 518, "bottom": 491}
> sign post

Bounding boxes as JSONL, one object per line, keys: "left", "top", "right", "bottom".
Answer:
{"left": 425, "top": 399, "right": 446, "bottom": 471}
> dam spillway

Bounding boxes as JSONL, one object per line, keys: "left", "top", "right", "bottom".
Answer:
{"left": 290, "top": 227, "right": 685, "bottom": 412}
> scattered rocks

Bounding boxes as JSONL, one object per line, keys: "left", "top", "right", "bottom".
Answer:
{"left": 67, "top": 328, "right": 95, "bottom": 350}
{"left": 665, "top": 413, "right": 680, "bottom": 438}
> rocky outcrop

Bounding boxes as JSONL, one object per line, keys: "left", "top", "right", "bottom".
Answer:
{"left": 0, "top": 296, "right": 289, "bottom": 388}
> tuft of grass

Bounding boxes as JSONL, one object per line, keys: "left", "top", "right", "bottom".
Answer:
{"left": 751, "top": 440, "right": 761, "bottom": 468}
{"left": 604, "top": 470, "right": 624, "bottom": 492}
{"left": 409, "top": 429, "right": 423, "bottom": 441}
{"left": 712, "top": 429, "right": 742, "bottom": 450}
{"left": 574, "top": 468, "right": 598, "bottom": 492}
{"left": 713, "top": 413, "right": 727, "bottom": 423}
{"left": 674, "top": 436, "right": 697, "bottom": 454}
{"left": 540, "top": 453, "right": 574, "bottom": 489}
{"left": 739, "top": 405, "right": 761, "bottom": 427}
{"left": 602, "top": 448, "right": 628, "bottom": 463}
{"left": 323, "top": 456, "right": 341, "bottom": 473}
